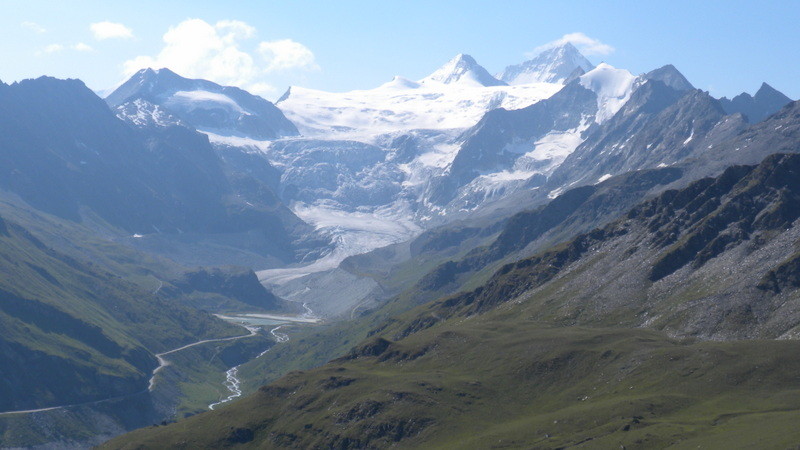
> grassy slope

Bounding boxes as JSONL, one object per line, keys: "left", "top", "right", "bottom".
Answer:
{"left": 235, "top": 168, "right": 686, "bottom": 397}
{"left": 0, "top": 199, "right": 288, "bottom": 447}
{"left": 105, "top": 305, "right": 800, "bottom": 449}
{"left": 234, "top": 231, "right": 500, "bottom": 394}
{"left": 0, "top": 209, "right": 243, "bottom": 412}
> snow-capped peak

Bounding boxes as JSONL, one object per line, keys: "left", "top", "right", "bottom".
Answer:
{"left": 498, "top": 42, "right": 595, "bottom": 85}
{"left": 579, "top": 63, "right": 636, "bottom": 123}
{"left": 105, "top": 67, "right": 298, "bottom": 139}
{"left": 105, "top": 67, "right": 189, "bottom": 107}
{"left": 420, "top": 54, "right": 507, "bottom": 87}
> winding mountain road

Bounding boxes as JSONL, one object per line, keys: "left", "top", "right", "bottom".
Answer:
{"left": 148, "top": 326, "right": 258, "bottom": 391}
{"left": 0, "top": 327, "right": 259, "bottom": 417}
{"left": 2, "top": 304, "right": 318, "bottom": 416}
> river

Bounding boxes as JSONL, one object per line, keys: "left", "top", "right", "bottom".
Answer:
{"left": 208, "top": 304, "right": 318, "bottom": 410}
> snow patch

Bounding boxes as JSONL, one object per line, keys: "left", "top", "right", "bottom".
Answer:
{"left": 417, "top": 142, "right": 461, "bottom": 169}
{"left": 683, "top": 128, "right": 695, "bottom": 145}
{"left": 524, "top": 121, "right": 588, "bottom": 162}
{"left": 380, "top": 76, "right": 421, "bottom": 90}
{"left": 116, "top": 99, "right": 179, "bottom": 128}
{"left": 548, "top": 187, "right": 564, "bottom": 199}
{"left": 596, "top": 173, "right": 612, "bottom": 183}
{"left": 579, "top": 63, "right": 636, "bottom": 123}
{"left": 166, "top": 90, "right": 248, "bottom": 115}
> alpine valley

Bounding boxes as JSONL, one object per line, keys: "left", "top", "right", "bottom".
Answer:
{"left": 1, "top": 35, "right": 799, "bottom": 450}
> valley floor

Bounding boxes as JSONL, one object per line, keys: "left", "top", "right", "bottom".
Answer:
{"left": 104, "top": 316, "right": 800, "bottom": 449}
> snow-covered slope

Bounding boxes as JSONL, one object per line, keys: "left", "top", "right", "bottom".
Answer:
{"left": 498, "top": 43, "right": 594, "bottom": 85}
{"left": 423, "top": 63, "right": 640, "bottom": 212}
{"left": 579, "top": 63, "right": 636, "bottom": 123}
{"left": 276, "top": 54, "right": 562, "bottom": 137}
{"left": 200, "top": 49, "right": 617, "bottom": 279}
{"left": 135, "top": 46, "right": 663, "bottom": 289}
{"left": 114, "top": 98, "right": 185, "bottom": 128}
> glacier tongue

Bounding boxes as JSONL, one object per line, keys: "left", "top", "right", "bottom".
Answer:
{"left": 256, "top": 201, "right": 421, "bottom": 285}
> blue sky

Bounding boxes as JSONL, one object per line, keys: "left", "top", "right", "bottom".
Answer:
{"left": 2, "top": 1, "right": 798, "bottom": 100}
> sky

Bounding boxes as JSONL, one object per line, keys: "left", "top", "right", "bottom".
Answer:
{"left": 1, "top": 1, "right": 798, "bottom": 101}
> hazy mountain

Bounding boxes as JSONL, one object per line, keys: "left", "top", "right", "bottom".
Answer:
{"left": 688, "top": 99, "right": 800, "bottom": 178}
{"left": 425, "top": 78, "right": 597, "bottom": 207}
{"left": 719, "top": 82, "right": 793, "bottom": 123}
{"left": 545, "top": 83, "right": 740, "bottom": 190}
{"left": 107, "top": 68, "right": 298, "bottom": 139}
{"left": 0, "top": 76, "right": 324, "bottom": 267}
{"left": 425, "top": 63, "right": 638, "bottom": 209}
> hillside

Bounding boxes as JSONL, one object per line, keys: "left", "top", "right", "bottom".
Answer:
{"left": 0, "top": 212, "right": 241, "bottom": 413}
{"left": 105, "top": 150, "right": 800, "bottom": 448}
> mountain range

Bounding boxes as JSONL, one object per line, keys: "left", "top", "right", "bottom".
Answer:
{"left": 1, "top": 40, "right": 798, "bottom": 448}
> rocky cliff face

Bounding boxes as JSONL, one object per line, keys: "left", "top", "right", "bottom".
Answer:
{"left": 412, "top": 153, "right": 800, "bottom": 340}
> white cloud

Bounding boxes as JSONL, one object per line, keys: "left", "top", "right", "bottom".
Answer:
{"left": 123, "top": 18, "right": 317, "bottom": 95}
{"left": 91, "top": 21, "right": 134, "bottom": 40}
{"left": 37, "top": 42, "right": 95, "bottom": 56}
{"left": 42, "top": 44, "right": 64, "bottom": 54}
{"left": 73, "top": 42, "right": 94, "bottom": 52}
{"left": 259, "top": 39, "right": 318, "bottom": 72}
{"left": 21, "top": 21, "right": 46, "bottom": 33}
{"left": 531, "top": 32, "right": 615, "bottom": 57}
{"left": 216, "top": 20, "right": 256, "bottom": 42}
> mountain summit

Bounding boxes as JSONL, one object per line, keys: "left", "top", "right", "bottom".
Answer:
{"left": 420, "top": 54, "right": 507, "bottom": 87}
{"left": 719, "top": 82, "right": 793, "bottom": 123}
{"left": 106, "top": 68, "right": 298, "bottom": 139}
{"left": 641, "top": 64, "right": 695, "bottom": 91}
{"left": 498, "top": 42, "right": 595, "bottom": 85}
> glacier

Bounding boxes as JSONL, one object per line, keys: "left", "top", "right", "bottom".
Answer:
{"left": 129, "top": 44, "right": 650, "bottom": 314}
